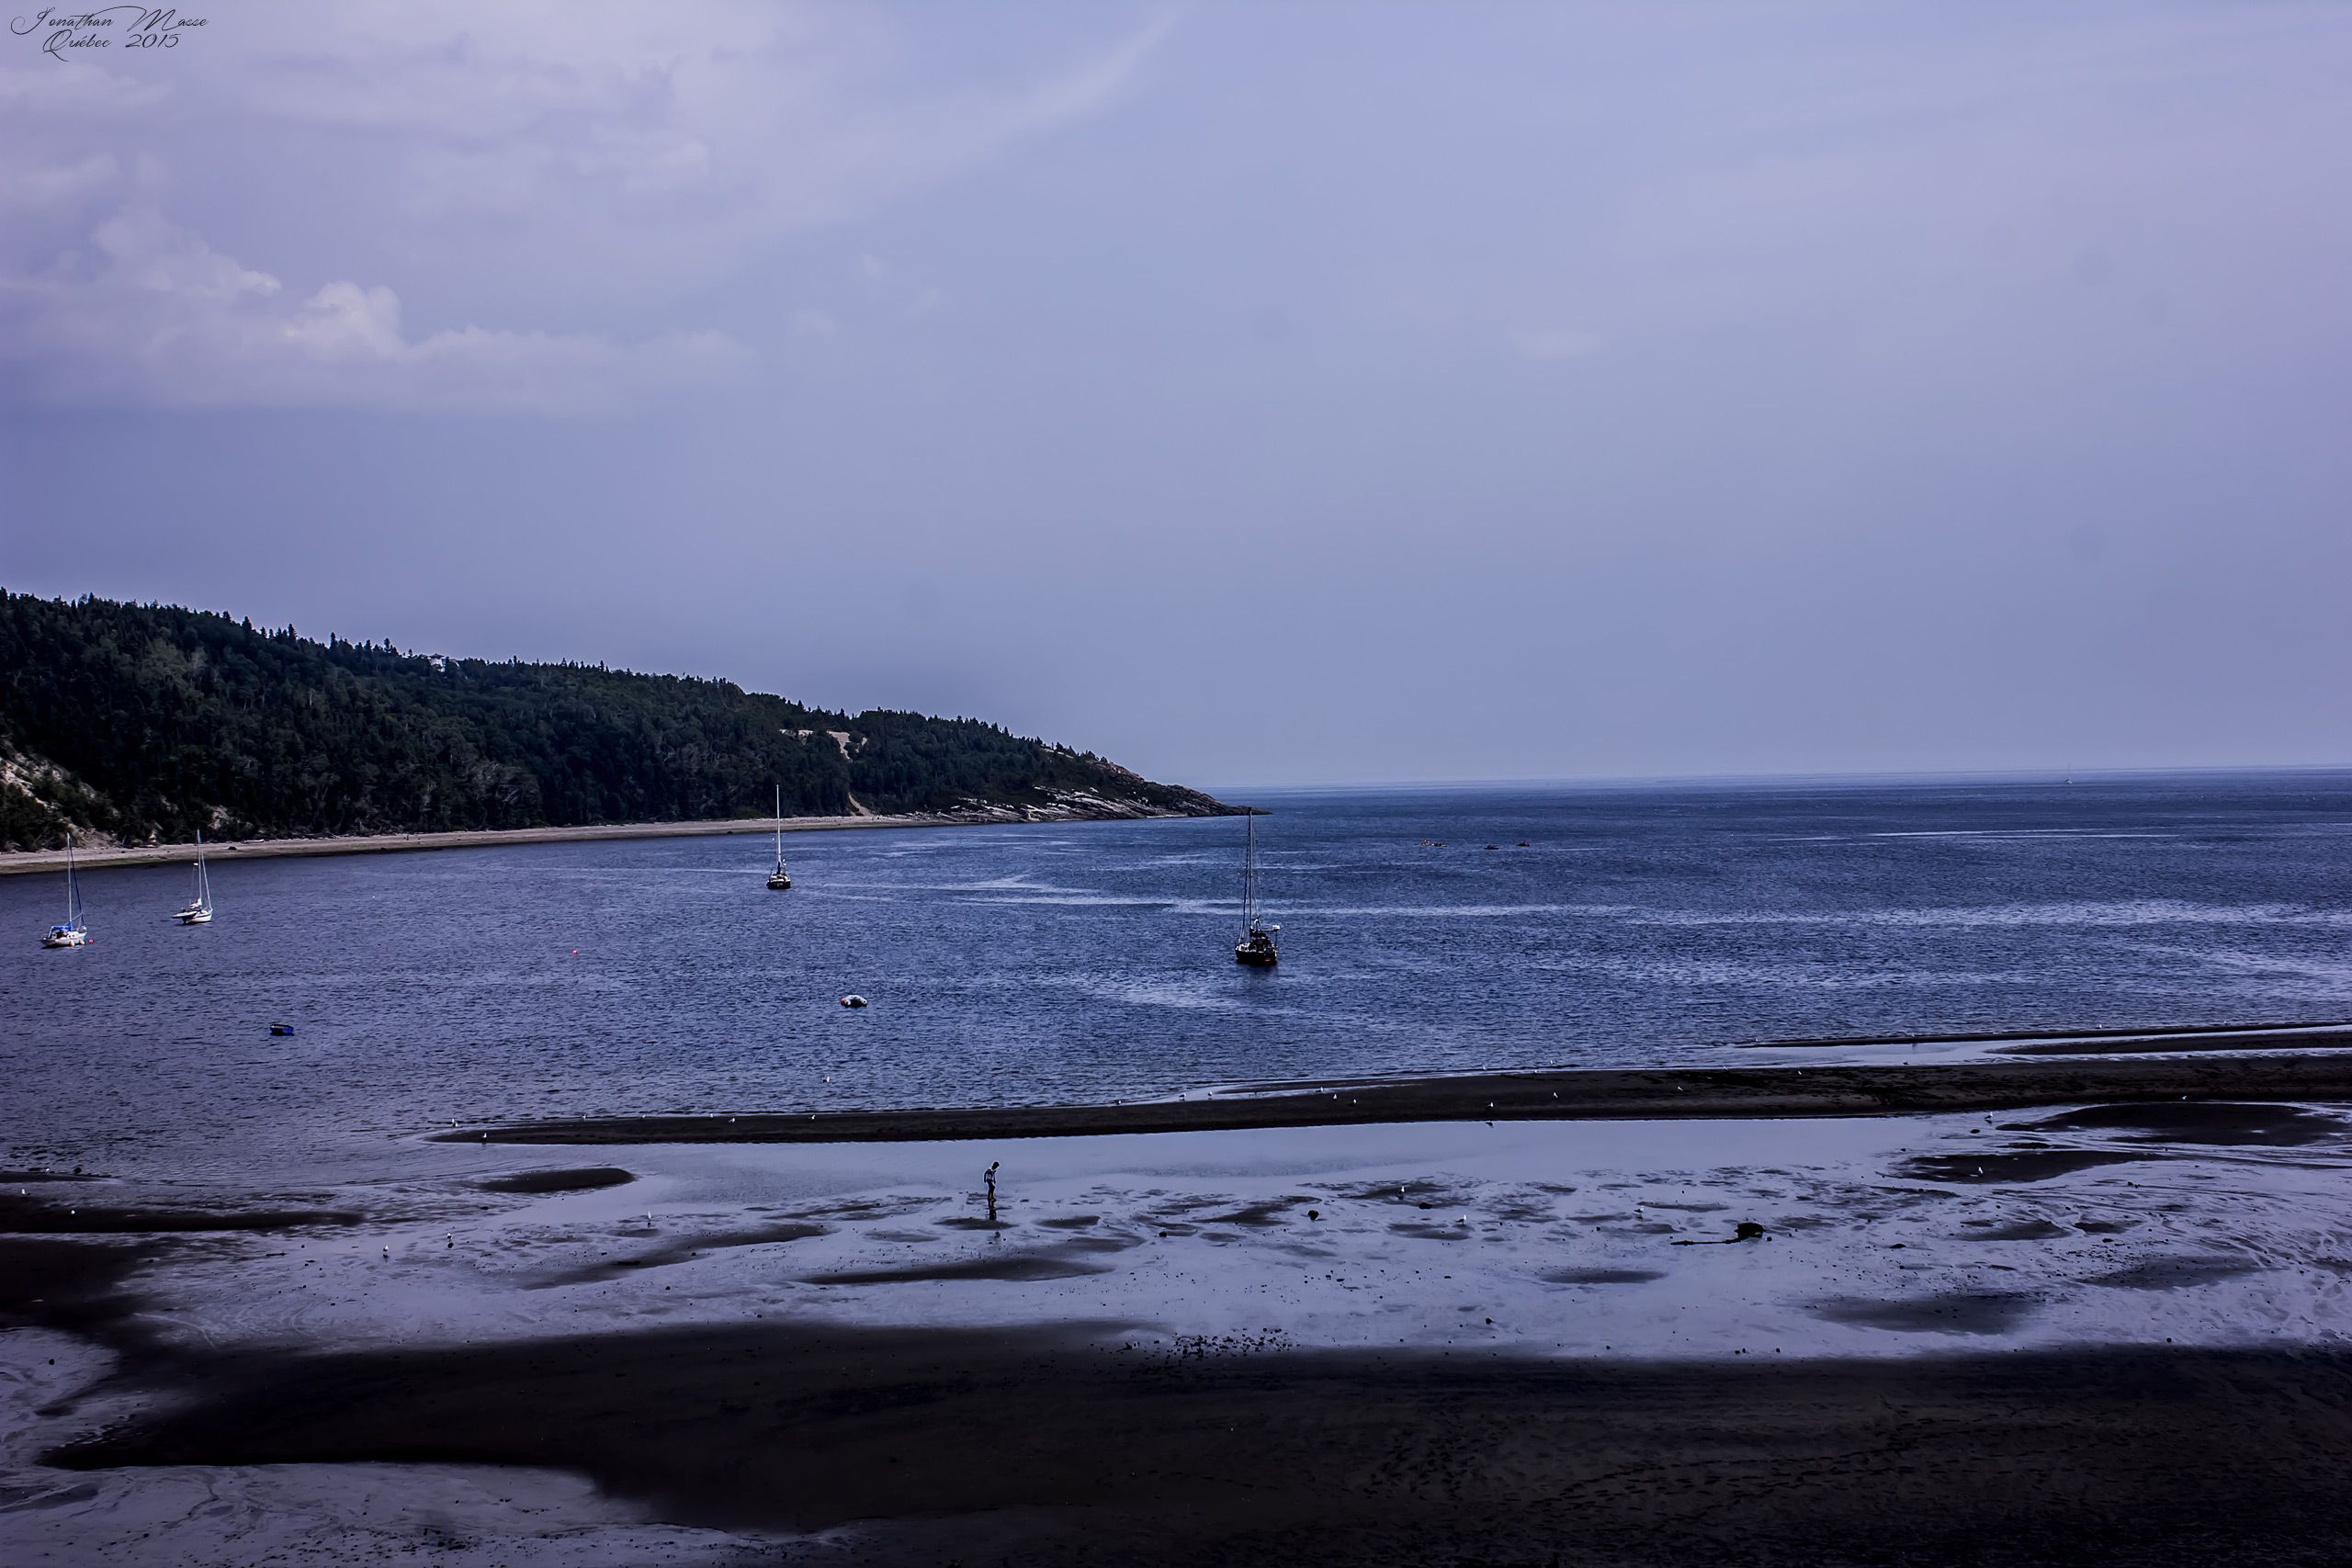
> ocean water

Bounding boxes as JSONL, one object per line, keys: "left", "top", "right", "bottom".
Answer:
{"left": 4, "top": 773, "right": 2350, "bottom": 1179}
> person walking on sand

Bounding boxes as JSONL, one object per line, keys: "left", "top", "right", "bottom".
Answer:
{"left": 984, "top": 1160, "right": 1001, "bottom": 1224}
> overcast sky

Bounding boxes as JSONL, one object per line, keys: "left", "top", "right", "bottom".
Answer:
{"left": 3, "top": 2, "right": 2346, "bottom": 786}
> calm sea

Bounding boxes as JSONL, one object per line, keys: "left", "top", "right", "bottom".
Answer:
{"left": 5, "top": 773, "right": 2350, "bottom": 1179}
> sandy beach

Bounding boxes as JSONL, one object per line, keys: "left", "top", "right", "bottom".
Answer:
{"left": 8, "top": 1057, "right": 2352, "bottom": 1564}
{"left": 0, "top": 803, "right": 1214, "bottom": 877}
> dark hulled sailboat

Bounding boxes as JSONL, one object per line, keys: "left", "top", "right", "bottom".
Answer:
{"left": 1234, "top": 812, "right": 1278, "bottom": 966}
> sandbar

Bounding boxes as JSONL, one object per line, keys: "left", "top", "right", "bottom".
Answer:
{"left": 445, "top": 1051, "right": 2352, "bottom": 1145}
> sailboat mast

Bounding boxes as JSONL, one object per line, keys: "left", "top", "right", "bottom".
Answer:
{"left": 1243, "top": 813, "right": 1256, "bottom": 931}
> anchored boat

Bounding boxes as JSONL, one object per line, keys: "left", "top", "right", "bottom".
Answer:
{"left": 40, "top": 833, "right": 89, "bottom": 949}
{"left": 175, "top": 829, "right": 215, "bottom": 925}
{"left": 766, "top": 785, "right": 792, "bottom": 889}
{"left": 1234, "top": 812, "right": 1278, "bottom": 966}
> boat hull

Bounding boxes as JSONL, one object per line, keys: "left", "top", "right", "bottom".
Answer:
{"left": 41, "top": 931, "right": 87, "bottom": 949}
{"left": 175, "top": 908, "right": 212, "bottom": 925}
{"left": 766, "top": 874, "right": 793, "bottom": 889}
{"left": 1234, "top": 942, "right": 1278, "bottom": 966}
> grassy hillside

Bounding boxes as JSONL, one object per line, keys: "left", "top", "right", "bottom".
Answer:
{"left": 0, "top": 592, "right": 1227, "bottom": 851}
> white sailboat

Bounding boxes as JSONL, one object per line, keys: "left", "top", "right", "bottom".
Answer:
{"left": 766, "top": 785, "right": 792, "bottom": 889}
{"left": 1233, "top": 812, "right": 1278, "bottom": 966}
{"left": 40, "top": 833, "right": 89, "bottom": 948}
{"left": 175, "top": 829, "right": 215, "bottom": 925}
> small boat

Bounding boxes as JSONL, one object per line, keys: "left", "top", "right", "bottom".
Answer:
{"left": 174, "top": 829, "right": 215, "bottom": 925}
{"left": 40, "top": 833, "right": 89, "bottom": 949}
{"left": 1234, "top": 812, "right": 1279, "bottom": 966}
{"left": 766, "top": 785, "right": 792, "bottom": 889}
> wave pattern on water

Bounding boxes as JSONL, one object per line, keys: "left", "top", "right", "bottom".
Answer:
{"left": 4, "top": 771, "right": 2351, "bottom": 1178}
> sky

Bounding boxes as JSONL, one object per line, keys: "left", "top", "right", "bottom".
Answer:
{"left": 2, "top": 2, "right": 2347, "bottom": 788}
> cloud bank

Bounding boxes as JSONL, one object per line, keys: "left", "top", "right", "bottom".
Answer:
{"left": 0, "top": 3, "right": 1167, "bottom": 414}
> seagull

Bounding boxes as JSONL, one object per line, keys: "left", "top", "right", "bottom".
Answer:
{"left": 382, "top": 1246, "right": 390, "bottom": 1258}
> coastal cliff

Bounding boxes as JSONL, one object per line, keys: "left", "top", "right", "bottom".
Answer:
{"left": 0, "top": 591, "right": 1230, "bottom": 852}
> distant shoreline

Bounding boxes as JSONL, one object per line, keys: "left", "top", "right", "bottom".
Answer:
{"left": 0, "top": 807, "right": 1208, "bottom": 877}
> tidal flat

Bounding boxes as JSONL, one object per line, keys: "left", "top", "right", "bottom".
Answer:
{"left": 7, "top": 1081, "right": 2352, "bottom": 1565}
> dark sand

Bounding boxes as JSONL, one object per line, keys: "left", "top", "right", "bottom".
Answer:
{"left": 0, "top": 1238, "right": 159, "bottom": 1342}
{"left": 1726, "top": 1019, "right": 2352, "bottom": 1054}
{"left": 1999, "top": 1024, "right": 2352, "bottom": 1055}
{"left": 1810, "top": 1289, "right": 2044, "bottom": 1335}
{"left": 1895, "top": 1147, "right": 2154, "bottom": 1183}
{"left": 2006, "top": 1100, "right": 2347, "bottom": 1145}
{"left": 474, "top": 1165, "right": 638, "bottom": 1194}
{"left": 0, "top": 1191, "right": 362, "bottom": 1235}
{"left": 533, "top": 1219, "right": 832, "bottom": 1287}
{"left": 51, "top": 1321, "right": 2352, "bottom": 1567}
{"left": 444, "top": 1054, "right": 2352, "bottom": 1145}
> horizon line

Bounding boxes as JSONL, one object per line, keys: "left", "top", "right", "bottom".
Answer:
{"left": 1198, "top": 761, "right": 2352, "bottom": 796}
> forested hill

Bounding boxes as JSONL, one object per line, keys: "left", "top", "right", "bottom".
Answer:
{"left": 0, "top": 592, "right": 1230, "bottom": 852}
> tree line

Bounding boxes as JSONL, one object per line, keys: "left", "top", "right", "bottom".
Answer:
{"left": 0, "top": 592, "right": 1224, "bottom": 850}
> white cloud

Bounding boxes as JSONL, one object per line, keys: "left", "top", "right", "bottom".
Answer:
{"left": 906, "top": 286, "right": 945, "bottom": 319}
{"left": 0, "top": 3, "right": 1169, "bottom": 410}
{"left": 0, "top": 152, "right": 120, "bottom": 214}
{"left": 161, "top": 5, "right": 1173, "bottom": 303}
{"left": 790, "top": 307, "right": 840, "bottom": 338}
{"left": 0, "top": 203, "right": 747, "bottom": 415}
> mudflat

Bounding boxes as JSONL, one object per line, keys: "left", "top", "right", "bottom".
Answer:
{"left": 12, "top": 1080, "right": 2352, "bottom": 1565}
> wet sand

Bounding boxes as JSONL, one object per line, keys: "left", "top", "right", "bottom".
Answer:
{"left": 447, "top": 1052, "right": 2352, "bottom": 1144}
{"left": 50, "top": 1330, "right": 2352, "bottom": 1566}
{"left": 11, "top": 1086, "right": 2352, "bottom": 1564}
{"left": 1734, "top": 1019, "right": 2352, "bottom": 1053}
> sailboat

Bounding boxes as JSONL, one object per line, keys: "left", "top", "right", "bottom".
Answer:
{"left": 40, "top": 833, "right": 89, "bottom": 948}
{"left": 174, "top": 829, "right": 215, "bottom": 925}
{"left": 766, "top": 785, "right": 792, "bottom": 890}
{"left": 1233, "top": 812, "right": 1278, "bottom": 966}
